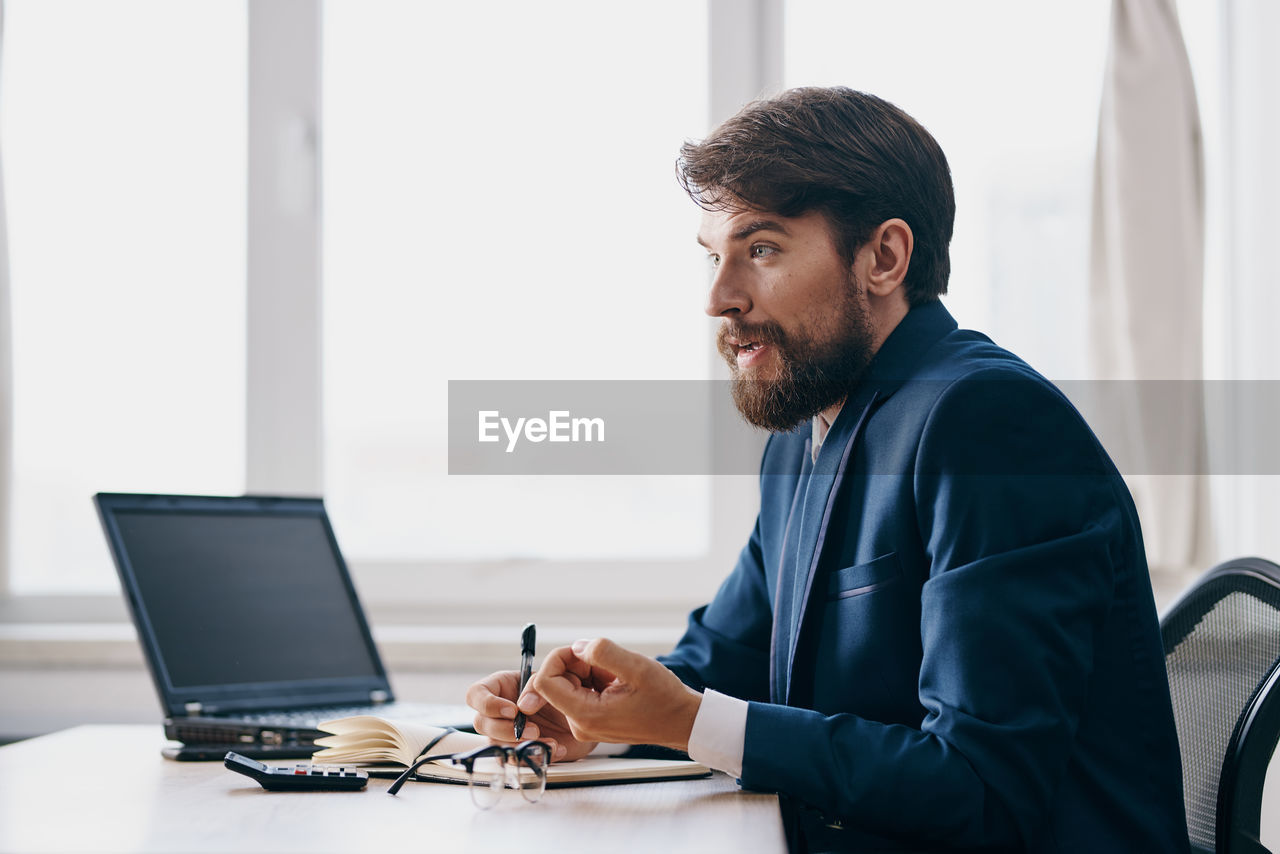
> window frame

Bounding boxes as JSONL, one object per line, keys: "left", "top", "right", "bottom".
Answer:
{"left": 0, "top": 0, "right": 784, "bottom": 633}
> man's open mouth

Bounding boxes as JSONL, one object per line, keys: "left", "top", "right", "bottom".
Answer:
{"left": 733, "top": 339, "right": 772, "bottom": 370}
{"left": 727, "top": 333, "right": 767, "bottom": 352}
{"left": 719, "top": 327, "right": 781, "bottom": 372}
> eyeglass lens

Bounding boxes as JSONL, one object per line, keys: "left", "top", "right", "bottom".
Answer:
{"left": 466, "top": 743, "right": 550, "bottom": 809}
{"left": 468, "top": 759, "right": 506, "bottom": 809}
{"left": 516, "top": 743, "right": 549, "bottom": 804}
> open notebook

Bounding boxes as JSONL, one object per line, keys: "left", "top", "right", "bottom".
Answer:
{"left": 313, "top": 716, "right": 711, "bottom": 787}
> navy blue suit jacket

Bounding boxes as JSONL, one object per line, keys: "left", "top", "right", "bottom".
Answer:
{"left": 661, "top": 301, "right": 1189, "bottom": 852}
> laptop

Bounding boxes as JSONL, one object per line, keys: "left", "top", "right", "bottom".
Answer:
{"left": 94, "top": 492, "right": 472, "bottom": 760}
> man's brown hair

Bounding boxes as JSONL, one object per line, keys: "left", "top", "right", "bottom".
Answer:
{"left": 677, "top": 87, "right": 955, "bottom": 306}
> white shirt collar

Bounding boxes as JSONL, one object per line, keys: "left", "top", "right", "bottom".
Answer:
{"left": 810, "top": 402, "right": 845, "bottom": 463}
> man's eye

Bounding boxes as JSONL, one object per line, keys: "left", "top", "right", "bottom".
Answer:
{"left": 750, "top": 245, "right": 776, "bottom": 259}
{"left": 707, "top": 254, "right": 721, "bottom": 268}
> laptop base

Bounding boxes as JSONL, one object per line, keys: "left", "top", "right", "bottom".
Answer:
{"left": 162, "top": 743, "right": 316, "bottom": 761}
{"left": 164, "top": 716, "right": 322, "bottom": 750}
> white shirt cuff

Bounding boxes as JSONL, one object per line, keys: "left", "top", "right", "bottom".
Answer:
{"left": 686, "top": 689, "right": 748, "bottom": 778}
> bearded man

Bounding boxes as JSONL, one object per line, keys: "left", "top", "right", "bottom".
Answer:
{"left": 467, "top": 87, "right": 1190, "bottom": 854}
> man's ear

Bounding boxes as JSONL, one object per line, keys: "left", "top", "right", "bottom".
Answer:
{"left": 859, "top": 218, "right": 913, "bottom": 298}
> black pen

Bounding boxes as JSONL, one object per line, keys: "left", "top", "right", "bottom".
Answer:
{"left": 513, "top": 623, "right": 536, "bottom": 741}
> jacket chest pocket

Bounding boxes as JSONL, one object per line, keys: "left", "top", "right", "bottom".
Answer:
{"left": 812, "top": 551, "right": 919, "bottom": 721}
{"left": 826, "top": 551, "right": 901, "bottom": 600}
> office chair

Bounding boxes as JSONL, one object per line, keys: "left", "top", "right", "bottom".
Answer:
{"left": 1162, "top": 557, "right": 1280, "bottom": 854}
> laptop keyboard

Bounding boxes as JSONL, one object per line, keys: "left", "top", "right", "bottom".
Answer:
{"left": 234, "top": 702, "right": 473, "bottom": 728}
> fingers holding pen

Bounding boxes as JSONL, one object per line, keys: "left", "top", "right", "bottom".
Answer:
{"left": 514, "top": 669, "right": 590, "bottom": 715}
{"left": 464, "top": 651, "right": 606, "bottom": 762}
{"left": 469, "top": 707, "right": 563, "bottom": 758}
{"left": 529, "top": 643, "right": 613, "bottom": 717}
{"left": 465, "top": 671, "right": 520, "bottom": 720}
{"left": 465, "top": 669, "right": 544, "bottom": 745}
{"left": 516, "top": 682, "right": 548, "bottom": 717}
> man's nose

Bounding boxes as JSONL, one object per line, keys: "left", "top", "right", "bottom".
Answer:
{"left": 704, "top": 263, "right": 751, "bottom": 318}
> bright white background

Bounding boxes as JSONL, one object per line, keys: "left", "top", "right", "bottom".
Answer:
{"left": 787, "top": 0, "right": 1111, "bottom": 382}
{"left": 3, "top": 0, "right": 246, "bottom": 593}
{"left": 322, "top": 0, "right": 711, "bottom": 562}
{"left": 0, "top": 0, "right": 1254, "bottom": 600}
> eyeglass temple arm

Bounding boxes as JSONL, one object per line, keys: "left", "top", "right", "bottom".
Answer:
{"left": 386, "top": 728, "right": 460, "bottom": 796}
{"left": 386, "top": 753, "right": 462, "bottom": 795}
{"left": 387, "top": 740, "right": 546, "bottom": 796}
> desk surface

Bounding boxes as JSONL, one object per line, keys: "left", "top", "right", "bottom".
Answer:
{"left": 0, "top": 725, "right": 785, "bottom": 854}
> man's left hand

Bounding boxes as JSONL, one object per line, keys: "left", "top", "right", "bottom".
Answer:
{"left": 521, "top": 638, "right": 703, "bottom": 751}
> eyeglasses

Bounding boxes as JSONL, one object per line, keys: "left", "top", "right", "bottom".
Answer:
{"left": 387, "top": 741, "right": 551, "bottom": 808}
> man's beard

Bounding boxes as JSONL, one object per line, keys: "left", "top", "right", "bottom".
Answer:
{"left": 716, "top": 277, "right": 876, "bottom": 432}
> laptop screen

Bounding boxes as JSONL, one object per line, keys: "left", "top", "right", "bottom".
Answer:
{"left": 96, "top": 494, "right": 389, "bottom": 713}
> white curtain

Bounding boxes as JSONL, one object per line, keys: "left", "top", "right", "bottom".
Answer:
{"left": 0, "top": 0, "right": 11, "bottom": 596}
{"left": 1213, "top": 1, "right": 1280, "bottom": 578}
{"left": 1089, "top": 0, "right": 1211, "bottom": 585}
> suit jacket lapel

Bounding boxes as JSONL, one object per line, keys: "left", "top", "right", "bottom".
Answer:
{"left": 769, "top": 438, "right": 812, "bottom": 704}
{"left": 772, "top": 300, "right": 962, "bottom": 704}
{"left": 781, "top": 390, "right": 878, "bottom": 704}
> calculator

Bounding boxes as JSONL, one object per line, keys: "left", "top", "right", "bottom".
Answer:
{"left": 223, "top": 751, "right": 369, "bottom": 791}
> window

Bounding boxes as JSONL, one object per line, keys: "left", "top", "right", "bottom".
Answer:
{"left": 786, "top": 0, "right": 1112, "bottom": 381}
{"left": 7, "top": 1, "right": 1209, "bottom": 599}
{"left": 322, "top": 1, "right": 714, "bottom": 563}
{"left": 3, "top": 0, "right": 246, "bottom": 593}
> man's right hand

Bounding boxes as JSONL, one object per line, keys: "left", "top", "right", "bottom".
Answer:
{"left": 465, "top": 669, "right": 598, "bottom": 762}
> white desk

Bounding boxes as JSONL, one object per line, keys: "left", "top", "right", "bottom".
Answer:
{"left": 0, "top": 726, "right": 785, "bottom": 853}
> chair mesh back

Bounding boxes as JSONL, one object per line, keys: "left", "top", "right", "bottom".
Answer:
{"left": 1164, "top": 582, "right": 1280, "bottom": 852}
